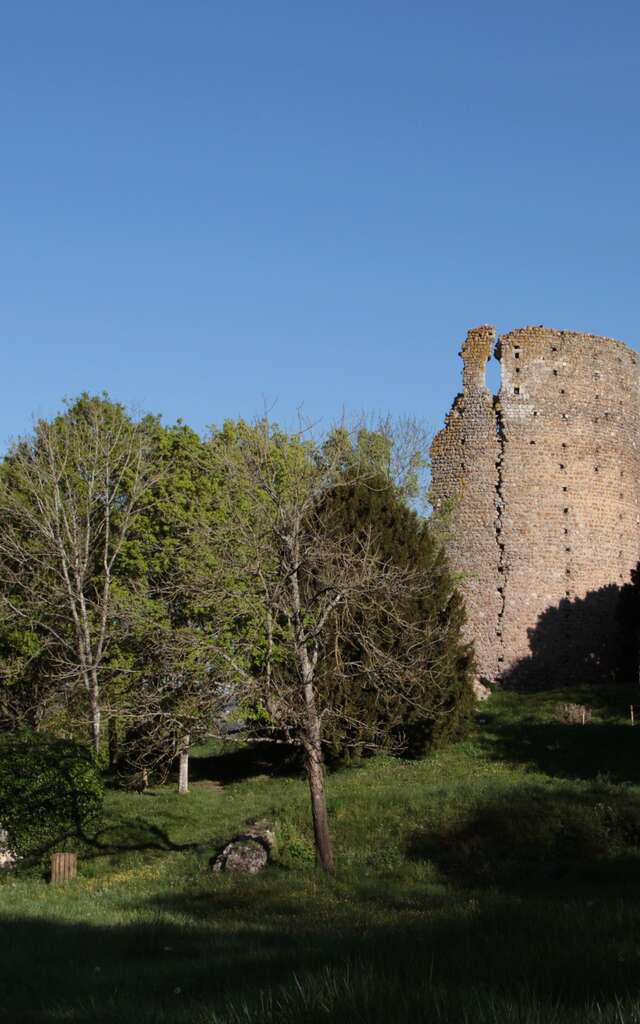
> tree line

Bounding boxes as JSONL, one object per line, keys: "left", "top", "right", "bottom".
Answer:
{"left": 0, "top": 395, "right": 474, "bottom": 871}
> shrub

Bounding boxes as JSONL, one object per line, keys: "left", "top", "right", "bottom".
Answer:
{"left": 0, "top": 733, "right": 104, "bottom": 860}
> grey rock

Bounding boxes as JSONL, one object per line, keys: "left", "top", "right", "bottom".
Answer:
{"left": 212, "top": 826, "right": 275, "bottom": 874}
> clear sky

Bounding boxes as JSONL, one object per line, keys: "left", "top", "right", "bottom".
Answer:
{"left": 2, "top": 1, "right": 640, "bottom": 450}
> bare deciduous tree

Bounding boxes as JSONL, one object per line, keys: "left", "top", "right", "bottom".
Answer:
{"left": 0, "top": 396, "right": 158, "bottom": 754}
{"left": 186, "top": 419, "right": 462, "bottom": 873}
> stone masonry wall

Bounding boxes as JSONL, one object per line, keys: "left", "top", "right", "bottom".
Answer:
{"left": 431, "top": 327, "right": 503, "bottom": 681}
{"left": 431, "top": 325, "right": 640, "bottom": 686}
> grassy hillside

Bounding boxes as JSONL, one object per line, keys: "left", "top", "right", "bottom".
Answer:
{"left": 3, "top": 686, "right": 640, "bottom": 1023}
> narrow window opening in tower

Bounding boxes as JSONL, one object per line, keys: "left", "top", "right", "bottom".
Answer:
{"left": 553, "top": 369, "right": 558, "bottom": 376}
{"left": 514, "top": 387, "right": 520, "bottom": 395}
{"left": 485, "top": 357, "right": 501, "bottom": 395}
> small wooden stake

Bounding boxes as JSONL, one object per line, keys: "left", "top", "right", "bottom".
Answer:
{"left": 631, "top": 705, "right": 635, "bottom": 727}
{"left": 51, "top": 852, "right": 77, "bottom": 884}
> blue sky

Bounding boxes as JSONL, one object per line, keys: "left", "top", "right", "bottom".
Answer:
{"left": 2, "top": 1, "right": 640, "bottom": 449}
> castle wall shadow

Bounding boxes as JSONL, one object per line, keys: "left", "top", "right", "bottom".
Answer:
{"left": 499, "top": 573, "right": 639, "bottom": 692}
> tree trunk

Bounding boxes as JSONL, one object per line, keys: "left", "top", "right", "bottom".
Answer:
{"left": 108, "top": 716, "right": 119, "bottom": 770}
{"left": 305, "top": 742, "right": 335, "bottom": 873}
{"left": 178, "top": 734, "right": 190, "bottom": 795}
{"left": 90, "top": 683, "right": 101, "bottom": 758}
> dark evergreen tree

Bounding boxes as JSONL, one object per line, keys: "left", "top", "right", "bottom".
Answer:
{"left": 305, "top": 474, "right": 475, "bottom": 762}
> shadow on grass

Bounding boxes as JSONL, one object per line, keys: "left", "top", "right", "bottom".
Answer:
{"left": 408, "top": 782, "right": 640, "bottom": 890}
{"left": 7, "top": 884, "right": 640, "bottom": 1022}
{"left": 480, "top": 713, "right": 640, "bottom": 783}
{"left": 189, "top": 741, "right": 303, "bottom": 785}
{"left": 86, "top": 819, "right": 199, "bottom": 857}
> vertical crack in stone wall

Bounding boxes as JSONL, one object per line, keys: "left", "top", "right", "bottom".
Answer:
{"left": 493, "top": 391, "right": 506, "bottom": 668}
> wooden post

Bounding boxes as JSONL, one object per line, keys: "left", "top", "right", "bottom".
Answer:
{"left": 51, "top": 852, "right": 77, "bottom": 884}
{"left": 631, "top": 705, "right": 635, "bottom": 727}
{"left": 581, "top": 708, "right": 586, "bottom": 726}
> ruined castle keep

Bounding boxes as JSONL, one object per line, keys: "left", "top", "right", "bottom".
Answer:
{"left": 431, "top": 326, "right": 640, "bottom": 686}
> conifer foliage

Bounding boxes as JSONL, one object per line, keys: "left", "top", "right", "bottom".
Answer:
{"left": 311, "top": 474, "right": 475, "bottom": 762}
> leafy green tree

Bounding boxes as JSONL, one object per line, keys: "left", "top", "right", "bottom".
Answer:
{"left": 0, "top": 399, "right": 228, "bottom": 784}
{"left": 181, "top": 417, "right": 463, "bottom": 873}
{"left": 0, "top": 395, "right": 159, "bottom": 753}
{"left": 95, "top": 419, "right": 229, "bottom": 785}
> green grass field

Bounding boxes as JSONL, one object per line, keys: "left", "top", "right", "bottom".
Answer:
{"left": 4, "top": 686, "right": 640, "bottom": 1023}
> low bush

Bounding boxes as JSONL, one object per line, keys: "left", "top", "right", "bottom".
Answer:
{"left": 0, "top": 732, "right": 104, "bottom": 861}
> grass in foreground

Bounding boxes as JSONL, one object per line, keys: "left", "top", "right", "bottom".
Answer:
{"left": 3, "top": 685, "right": 640, "bottom": 1022}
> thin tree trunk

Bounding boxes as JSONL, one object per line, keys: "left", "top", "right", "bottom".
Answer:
{"left": 305, "top": 742, "right": 334, "bottom": 873}
{"left": 90, "top": 681, "right": 101, "bottom": 758}
{"left": 178, "top": 734, "right": 190, "bottom": 795}
{"left": 108, "top": 716, "right": 119, "bottom": 770}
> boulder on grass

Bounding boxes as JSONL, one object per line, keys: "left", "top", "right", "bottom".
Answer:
{"left": 212, "top": 825, "right": 275, "bottom": 874}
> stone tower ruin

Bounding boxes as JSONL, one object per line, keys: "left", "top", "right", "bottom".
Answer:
{"left": 431, "top": 325, "right": 640, "bottom": 687}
